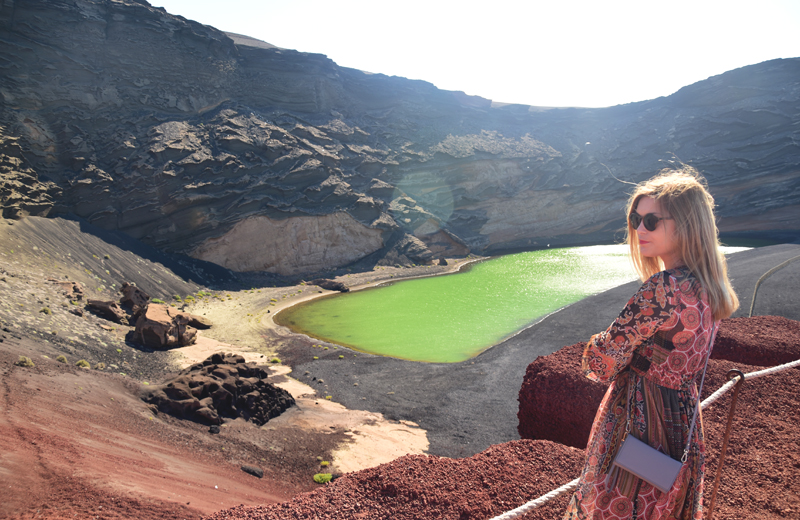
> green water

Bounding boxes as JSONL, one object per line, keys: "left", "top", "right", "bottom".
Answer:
{"left": 275, "top": 245, "right": 747, "bottom": 363}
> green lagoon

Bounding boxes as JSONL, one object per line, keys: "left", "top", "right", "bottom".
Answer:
{"left": 275, "top": 245, "right": 747, "bottom": 363}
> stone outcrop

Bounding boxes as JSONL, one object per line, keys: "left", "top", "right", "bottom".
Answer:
{"left": 119, "top": 282, "right": 149, "bottom": 315}
{"left": 132, "top": 304, "right": 197, "bottom": 349}
{"left": 141, "top": 352, "right": 295, "bottom": 425}
{"left": 309, "top": 278, "right": 349, "bottom": 293}
{"left": 190, "top": 213, "right": 385, "bottom": 276}
{"left": 1, "top": 0, "right": 798, "bottom": 276}
{"left": 86, "top": 299, "right": 128, "bottom": 324}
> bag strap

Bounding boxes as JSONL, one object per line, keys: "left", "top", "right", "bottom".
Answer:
{"left": 681, "top": 320, "right": 716, "bottom": 462}
{"left": 624, "top": 320, "right": 717, "bottom": 463}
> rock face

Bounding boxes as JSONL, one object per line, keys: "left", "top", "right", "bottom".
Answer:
{"left": 190, "top": 213, "right": 385, "bottom": 276}
{"left": 132, "top": 304, "right": 197, "bottom": 349}
{"left": 1, "top": 0, "right": 798, "bottom": 276}
{"left": 141, "top": 352, "right": 295, "bottom": 425}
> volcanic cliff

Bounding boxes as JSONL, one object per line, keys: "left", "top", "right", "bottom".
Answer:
{"left": 1, "top": 0, "right": 799, "bottom": 276}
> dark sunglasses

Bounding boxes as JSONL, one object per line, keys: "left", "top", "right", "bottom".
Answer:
{"left": 629, "top": 211, "right": 673, "bottom": 231}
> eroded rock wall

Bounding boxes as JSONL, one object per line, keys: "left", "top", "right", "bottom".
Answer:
{"left": 190, "top": 212, "right": 385, "bottom": 275}
{"left": 1, "top": 0, "right": 798, "bottom": 275}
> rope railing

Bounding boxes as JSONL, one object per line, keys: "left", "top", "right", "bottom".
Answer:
{"left": 488, "top": 357, "right": 800, "bottom": 520}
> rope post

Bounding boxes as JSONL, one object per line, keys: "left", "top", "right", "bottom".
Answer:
{"left": 706, "top": 369, "right": 745, "bottom": 520}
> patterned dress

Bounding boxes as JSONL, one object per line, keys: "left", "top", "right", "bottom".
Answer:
{"left": 563, "top": 267, "right": 718, "bottom": 520}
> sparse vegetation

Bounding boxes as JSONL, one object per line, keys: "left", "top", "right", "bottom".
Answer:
{"left": 319, "top": 460, "right": 330, "bottom": 467}
{"left": 39, "top": 307, "right": 51, "bottom": 315}
{"left": 56, "top": 355, "right": 67, "bottom": 363}
{"left": 94, "top": 362, "right": 106, "bottom": 370}
{"left": 151, "top": 298, "right": 165, "bottom": 304}
{"left": 15, "top": 356, "right": 35, "bottom": 367}
{"left": 75, "top": 359, "right": 91, "bottom": 369}
{"left": 270, "top": 357, "right": 281, "bottom": 364}
{"left": 313, "top": 473, "right": 333, "bottom": 484}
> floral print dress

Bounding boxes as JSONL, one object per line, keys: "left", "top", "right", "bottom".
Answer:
{"left": 563, "top": 267, "right": 718, "bottom": 520}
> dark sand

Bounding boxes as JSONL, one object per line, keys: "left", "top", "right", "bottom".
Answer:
{"left": 289, "top": 243, "right": 800, "bottom": 458}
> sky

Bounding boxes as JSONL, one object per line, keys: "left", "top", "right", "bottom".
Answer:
{"left": 152, "top": 0, "right": 800, "bottom": 108}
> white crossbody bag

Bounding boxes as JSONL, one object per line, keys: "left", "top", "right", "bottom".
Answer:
{"left": 611, "top": 322, "right": 716, "bottom": 494}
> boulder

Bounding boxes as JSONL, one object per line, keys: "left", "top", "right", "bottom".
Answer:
{"left": 48, "top": 278, "right": 85, "bottom": 302}
{"left": 86, "top": 299, "right": 128, "bottom": 325}
{"left": 310, "top": 279, "right": 349, "bottom": 293}
{"left": 132, "top": 304, "right": 197, "bottom": 350}
{"left": 140, "top": 352, "right": 295, "bottom": 425}
{"left": 120, "top": 282, "right": 150, "bottom": 313}
{"left": 185, "top": 313, "right": 212, "bottom": 330}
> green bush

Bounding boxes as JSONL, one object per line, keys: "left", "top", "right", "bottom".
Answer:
{"left": 56, "top": 355, "right": 67, "bottom": 363}
{"left": 75, "top": 359, "right": 91, "bottom": 369}
{"left": 15, "top": 356, "right": 35, "bottom": 368}
{"left": 151, "top": 298, "right": 165, "bottom": 304}
{"left": 313, "top": 473, "right": 333, "bottom": 484}
{"left": 319, "top": 460, "right": 330, "bottom": 467}
{"left": 173, "top": 295, "right": 182, "bottom": 301}
{"left": 39, "top": 307, "right": 51, "bottom": 315}
{"left": 270, "top": 357, "right": 281, "bottom": 364}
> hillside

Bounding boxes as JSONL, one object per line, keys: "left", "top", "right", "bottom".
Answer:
{"left": 1, "top": 0, "right": 798, "bottom": 277}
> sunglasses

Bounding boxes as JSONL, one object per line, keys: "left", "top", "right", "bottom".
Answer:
{"left": 629, "top": 211, "right": 673, "bottom": 232}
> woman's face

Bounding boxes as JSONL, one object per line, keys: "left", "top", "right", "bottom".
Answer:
{"left": 633, "top": 196, "right": 682, "bottom": 269}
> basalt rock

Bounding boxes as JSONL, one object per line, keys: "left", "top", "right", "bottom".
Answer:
{"left": 141, "top": 352, "right": 295, "bottom": 425}
{"left": 309, "top": 279, "right": 349, "bottom": 293}
{"left": 132, "top": 304, "right": 197, "bottom": 350}
{"left": 86, "top": 299, "right": 128, "bottom": 325}
{"left": 1, "top": 0, "right": 798, "bottom": 277}
{"left": 119, "top": 282, "right": 149, "bottom": 315}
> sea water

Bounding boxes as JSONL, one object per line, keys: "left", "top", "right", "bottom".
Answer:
{"left": 274, "top": 245, "right": 746, "bottom": 363}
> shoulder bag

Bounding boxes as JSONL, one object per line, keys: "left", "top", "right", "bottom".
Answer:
{"left": 611, "top": 321, "right": 716, "bottom": 494}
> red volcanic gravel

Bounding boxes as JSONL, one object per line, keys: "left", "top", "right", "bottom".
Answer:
{"left": 205, "top": 440, "right": 585, "bottom": 520}
{"left": 712, "top": 315, "right": 800, "bottom": 366}
{"left": 208, "top": 316, "right": 800, "bottom": 520}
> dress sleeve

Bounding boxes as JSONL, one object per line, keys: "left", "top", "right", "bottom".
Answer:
{"left": 582, "top": 271, "right": 678, "bottom": 383}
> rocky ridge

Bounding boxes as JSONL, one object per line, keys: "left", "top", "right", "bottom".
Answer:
{"left": 1, "top": 0, "right": 798, "bottom": 276}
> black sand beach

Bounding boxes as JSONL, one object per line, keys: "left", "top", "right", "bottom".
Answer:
{"left": 291, "top": 243, "right": 800, "bottom": 458}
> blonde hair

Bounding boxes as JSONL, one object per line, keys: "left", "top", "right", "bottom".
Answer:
{"left": 625, "top": 166, "right": 739, "bottom": 320}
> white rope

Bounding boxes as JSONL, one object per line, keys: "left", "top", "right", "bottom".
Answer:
{"left": 488, "top": 478, "right": 580, "bottom": 520}
{"left": 489, "top": 356, "right": 800, "bottom": 520}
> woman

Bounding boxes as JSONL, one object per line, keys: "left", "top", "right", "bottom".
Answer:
{"left": 563, "top": 167, "right": 739, "bottom": 520}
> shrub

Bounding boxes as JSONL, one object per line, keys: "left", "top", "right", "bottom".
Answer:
{"left": 270, "top": 357, "right": 281, "bottom": 364}
{"left": 312, "top": 356, "right": 319, "bottom": 360}
{"left": 319, "top": 460, "right": 330, "bottom": 467}
{"left": 338, "top": 355, "right": 344, "bottom": 359}
{"left": 56, "top": 355, "right": 67, "bottom": 363}
{"left": 75, "top": 359, "right": 91, "bottom": 369}
{"left": 15, "top": 356, "right": 34, "bottom": 368}
{"left": 313, "top": 473, "right": 333, "bottom": 484}
{"left": 173, "top": 295, "right": 181, "bottom": 301}
{"left": 94, "top": 362, "right": 106, "bottom": 370}
{"left": 39, "top": 307, "right": 51, "bottom": 315}
{"left": 151, "top": 298, "right": 165, "bottom": 304}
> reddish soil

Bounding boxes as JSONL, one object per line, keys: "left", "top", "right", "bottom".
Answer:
{"left": 204, "top": 316, "right": 800, "bottom": 520}
{"left": 0, "top": 335, "right": 343, "bottom": 520}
